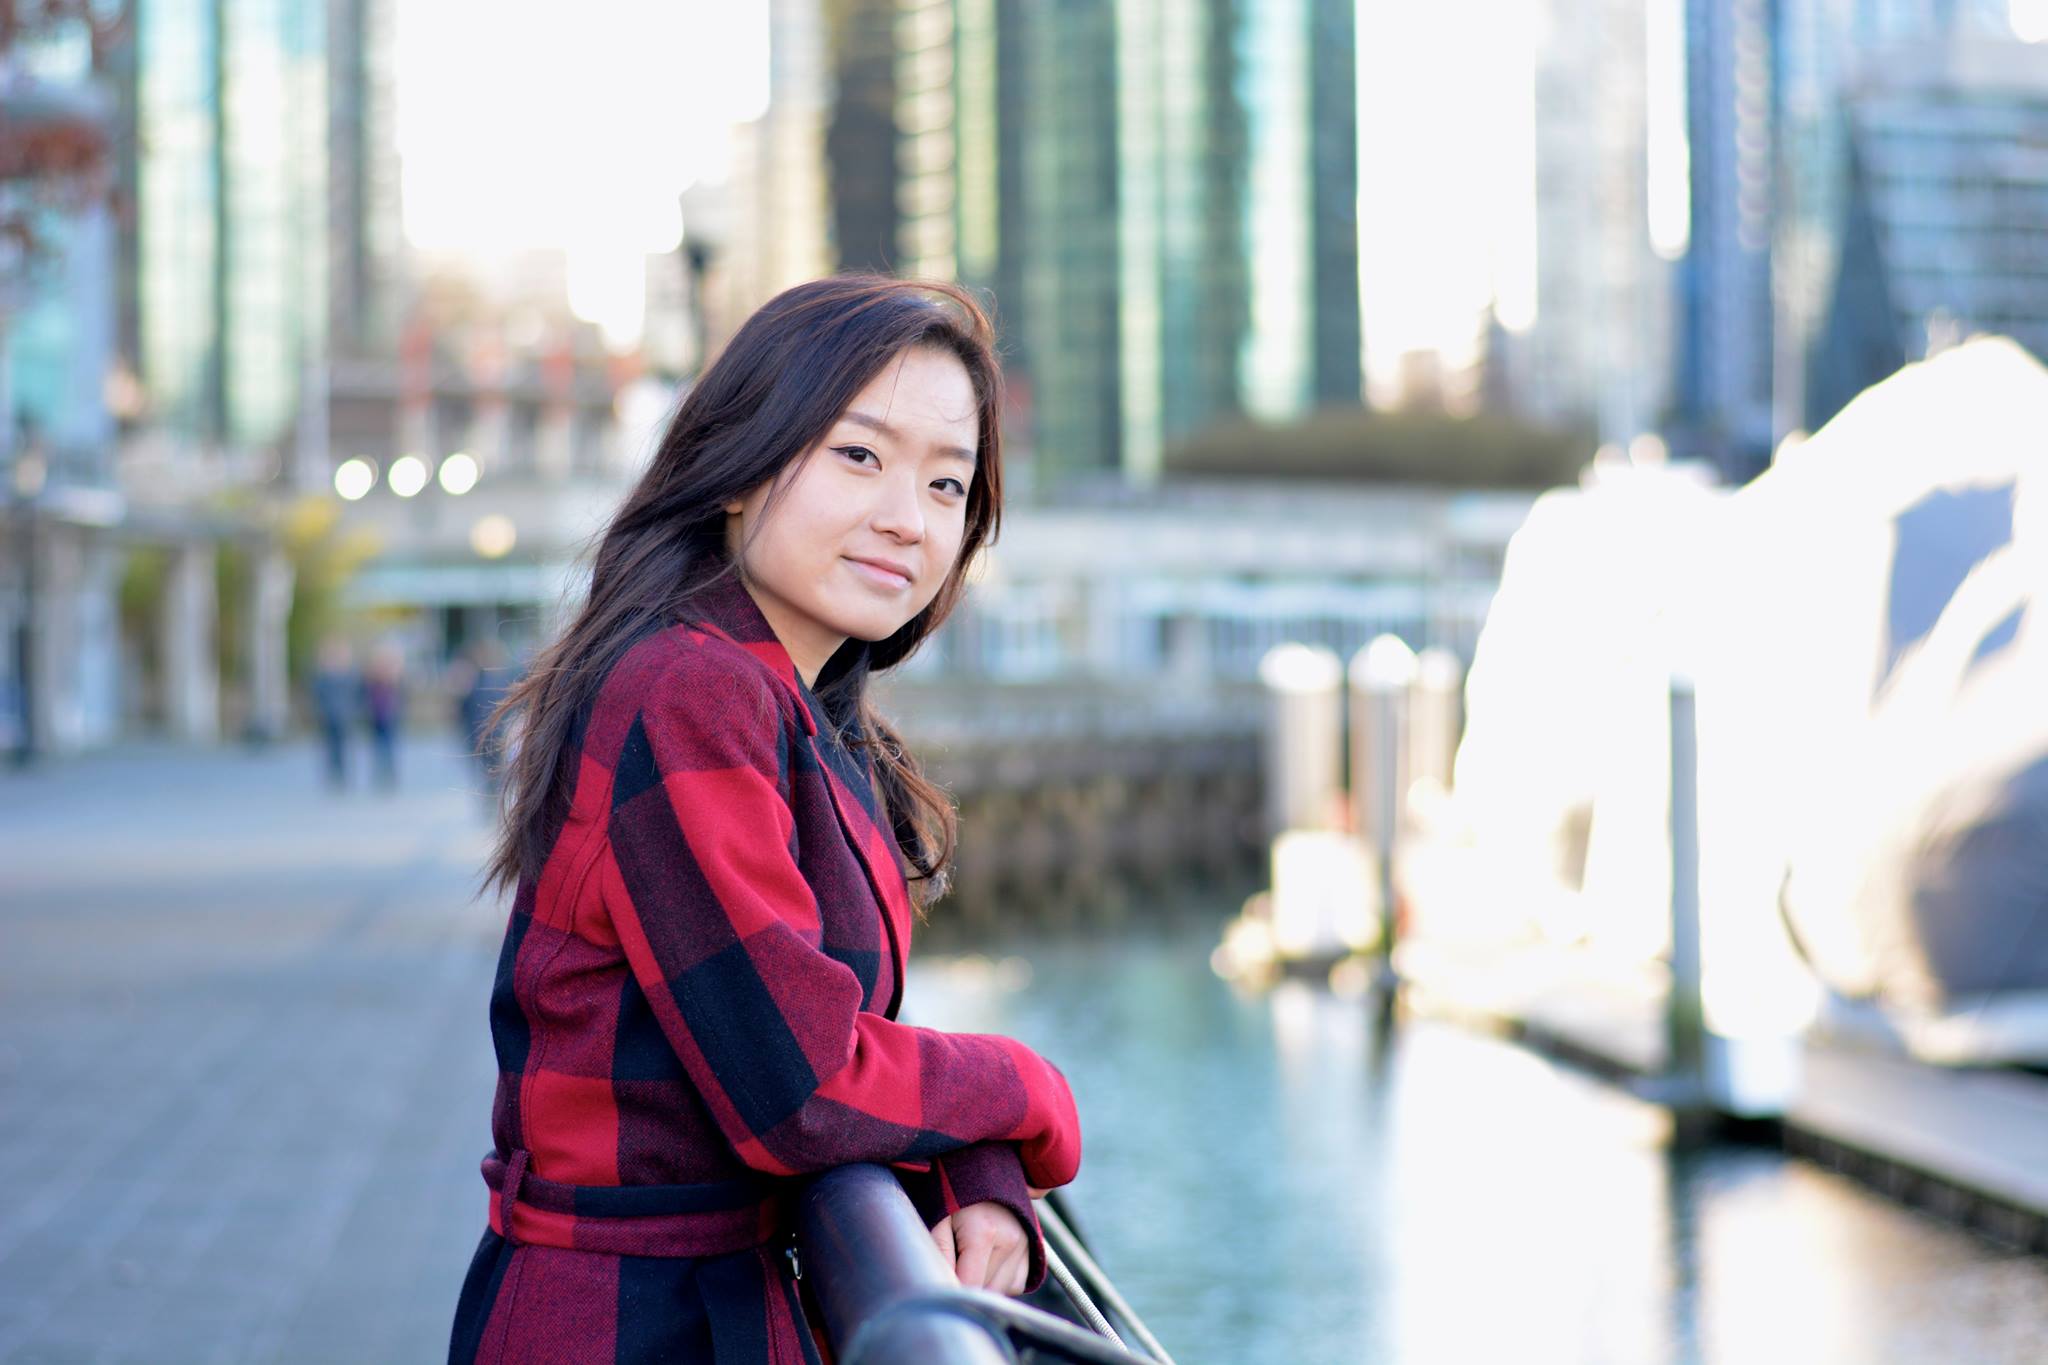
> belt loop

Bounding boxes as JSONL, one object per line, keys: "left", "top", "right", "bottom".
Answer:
{"left": 501, "top": 1148, "right": 530, "bottom": 1247}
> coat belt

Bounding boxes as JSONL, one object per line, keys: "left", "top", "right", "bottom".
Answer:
{"left": 483, "top": 1151, "right": 785, "bottom": 1258}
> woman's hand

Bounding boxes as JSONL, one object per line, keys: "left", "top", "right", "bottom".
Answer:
{"left": 929, "top": 1201, "right": 1031, "bottom": 1296}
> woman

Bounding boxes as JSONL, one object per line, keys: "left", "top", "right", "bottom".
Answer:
{"left": 449, "top": 276, "right": 1083, "bottom": 1364}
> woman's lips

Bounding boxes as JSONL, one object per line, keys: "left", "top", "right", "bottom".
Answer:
{"left": 845, "top": 556, "right": 914, "bottom": 590}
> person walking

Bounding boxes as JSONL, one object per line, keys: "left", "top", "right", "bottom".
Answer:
{"left": 456, "top": 638, "right": 518, "bottom": 795}
{"left": 310, "top": 637, "right": 358, "bottom": 791}
{"left": 362, "top": 642, "right": 406, "bottom": 792}
{"left": 448, "top": 277, "right": 1082, "bottom": 1364}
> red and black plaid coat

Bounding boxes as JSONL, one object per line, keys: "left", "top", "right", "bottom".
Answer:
{"left": 449, "top": 575, "right": 1083, "bottom": 1364}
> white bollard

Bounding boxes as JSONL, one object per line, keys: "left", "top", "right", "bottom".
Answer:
{"left": 1408, "top": 647, "right": 1464, "bottom": 798}
{"left": 1258, "top": 643, "right": 1344, "bottom": 838}
{"left": 1349, "top": 635, "right": 1418, "bottom": 859}
{"left": 1351, "top": 637, "right": 1418, "bottom": 984}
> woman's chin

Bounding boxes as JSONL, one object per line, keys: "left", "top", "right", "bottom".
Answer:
{"left": 829, "top": 601, "right": 931, "bottom": 645}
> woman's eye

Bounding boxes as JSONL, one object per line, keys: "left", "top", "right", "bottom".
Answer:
{"left": 835, "top": 444, "right": 879, "bottom": 467}
{"left": 932, "top": 477, "right": 967, "bottom": 497}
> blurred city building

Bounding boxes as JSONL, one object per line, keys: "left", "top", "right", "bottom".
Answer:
{"left": 1808, "top": 32, "right": 2048, "bottom": 425}
{"left": 1519, "top": 0, "right": 1674, "bottom": 448}
{"left": 1673, "top": 0, "right": 2028, "bottom": 481}
{"left": 1776, "top": 0, "right": 2024, "bottom": 441}
{"left": 0, "top": 16, "right": 123, "bottom": 756}
{"left": 732, "top": 0, "right": 1369, "bottom": 492}
{"left": 825, "top": 0, "right": 902, "bottom": 273}
{"left": 907, "top": 481, "right": 1532, "bottom": 687}
{"left": 3, "top": 2, "right": 640, "bottom": 759}
{"left": 325, "top": 249, "right": 636, "bottom": 665}
{"left": 1670, "top": 0, "right": 1778, "bottom": 482}
{"left": 13, "top": 0, "right": 2048, "bottom": 762}
{"left": 703, "top": 0, "right": 833, "bottom": 344}
{"left": 0, "top": 0, "right": 409, "bottom": 756}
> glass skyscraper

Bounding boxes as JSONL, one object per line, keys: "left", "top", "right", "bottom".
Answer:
{"left": 133, "top": 0, "right": 395, "bottom": 461}
{"left": 894, "top": 0, "right": 1362, "bottom": 490}
{"left": 1774, "top": 0, "right": 2018, "bottom": 435}
{"left": 1809, "top": 36, "right": 2048, "bottom": 423}
{"left": 1673, "top": 0, "right": 1776, "bottom": 481}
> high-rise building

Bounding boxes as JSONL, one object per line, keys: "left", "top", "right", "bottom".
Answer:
{"left": 1524, "top": 0, "right": 1673, "bottom": 444}
{"left": 328, "top": 0, "right": 406, "bottom": 360}
{"left": 1673, "top": 0, "right": 1776, "bottom": 483}
{"left": 131, "top": 0, "right": 331, "bottom": 463}
{"left": 825, "top": 0, "right": 902, "bottom": 272}
{"left": 1115, "top": 0, "right": 1250, "bottom": 477}
{"left": 1236, "top": 0, "right": 1360, "bottom": 425}
{"left": 1808, "top": 36, "right": 2048, "bottom": 423}
{"left": 895, "top": 0, "right": 1362, "bottom": 490}
{"left": 1774, "top": 0, "right": 2016, "bottom": 435}
{"left": 714, "top": 0, "right": 833, "bottom": 350}
{"left": 1014, "top": 0, "right": 1122, "bottom": 486}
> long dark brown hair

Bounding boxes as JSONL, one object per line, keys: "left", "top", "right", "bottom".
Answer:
{"left": 480, "top": 275, "right": 1004, "bottom": 903}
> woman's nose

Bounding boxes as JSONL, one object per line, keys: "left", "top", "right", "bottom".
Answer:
{"left": 870, "top": 469, "right": 925, "bottom": 542}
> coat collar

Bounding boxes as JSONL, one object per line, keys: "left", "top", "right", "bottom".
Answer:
{"left": 685, "top": 571, "right": 804, "bottom": 702}
{"left": 685, "top": 570, "right": 875, "bottom": 713}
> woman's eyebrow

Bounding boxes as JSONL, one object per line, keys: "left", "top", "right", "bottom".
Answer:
{"left": 840, "top": 410, "right": 977, "bottom": 465}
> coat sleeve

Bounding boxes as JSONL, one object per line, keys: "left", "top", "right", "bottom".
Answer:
{"left": 599, "top": 644, "right": 1082, "bottom": 1191}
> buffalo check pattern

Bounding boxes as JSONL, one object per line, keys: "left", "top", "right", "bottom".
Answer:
{"left": 453, "top": 574, "right": 1079, "bottom": 1364}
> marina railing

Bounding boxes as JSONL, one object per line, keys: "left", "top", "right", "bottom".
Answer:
{"left": 797, "top": 1163, "right": 1171, "bottom": 1365}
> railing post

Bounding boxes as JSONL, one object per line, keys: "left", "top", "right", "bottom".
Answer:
{"left": 1350, "top": 636, "right": 1418, "bottom": 993}
{"left": 1664, "top": 672, "right": 1711, "bottom": 1129}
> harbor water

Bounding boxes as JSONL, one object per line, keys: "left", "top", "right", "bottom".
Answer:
{"left": 909, "top": 905, "right": 2048, "bottom": 1365}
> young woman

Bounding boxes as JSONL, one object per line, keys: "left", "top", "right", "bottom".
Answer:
{"left": 447, "top": 276, "right": 1083, "bottom": 1364}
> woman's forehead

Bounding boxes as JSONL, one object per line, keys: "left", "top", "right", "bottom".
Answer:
{"left": 837, "top": 352, "right": 979, "bottom": 453}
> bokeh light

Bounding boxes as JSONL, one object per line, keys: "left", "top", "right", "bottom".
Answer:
{"left": 438, "top": 452, "right": 480, "bottom": 495}
{"left": 333, "top": 458, "right": 375, "bottom": 501}
{"left": 469, "top": 514, "right": 517, "bottom": 558}
{"left": 388, "top": 455, "right": 428, "bottom": 498}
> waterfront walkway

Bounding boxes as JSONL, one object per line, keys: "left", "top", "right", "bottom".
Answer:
{"left": 0, "top": 740, "right": 504, "bottom": 1363}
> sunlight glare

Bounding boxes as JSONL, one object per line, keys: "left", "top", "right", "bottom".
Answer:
{"left": 2015, "top": 0, "right": 2048, "bottom": 43}
{"left": 1357, "top": 1, "right": 1538, "bottom": 394}
{"left": 396, "top": 1, "right": 770, "bottom": 344}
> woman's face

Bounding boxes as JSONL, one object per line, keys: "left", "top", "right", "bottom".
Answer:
{"left": 726, "top": 346, "right": 980, "bottom": 685}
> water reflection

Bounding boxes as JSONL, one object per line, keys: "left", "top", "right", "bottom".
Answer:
{"left": 908, "top": 913, "right": 2048, "bottom": 1365}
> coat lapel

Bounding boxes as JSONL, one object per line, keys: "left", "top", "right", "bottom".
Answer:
{"left": 801, "top": 694, "right": 915, "bottom": 1020}
{"left": 685, "top": 573, "right": 915, "bottom": 1015}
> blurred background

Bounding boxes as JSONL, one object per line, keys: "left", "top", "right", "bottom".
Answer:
{"left": 4, "top": 1, "right": 2048, "bottom": 1362}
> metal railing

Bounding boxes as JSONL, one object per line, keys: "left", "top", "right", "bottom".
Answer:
{"left": 796, "top": 1164, "right": 1174, "bottom": 1365}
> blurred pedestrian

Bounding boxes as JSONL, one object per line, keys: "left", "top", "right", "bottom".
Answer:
{"left": 448, "top": 277, "right": 1081, "bottom": 1364}
{"left": 363, "top": 642, "right": 406, "bottom": 792}
{"left": 310, "top": 637, "right": 358, "bottom": 791}
{"left": 456, "top": 638, "right": 518, "bottom": 794}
